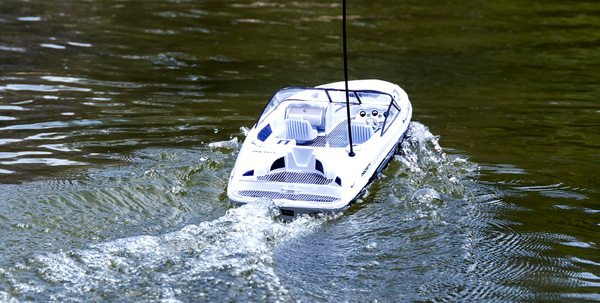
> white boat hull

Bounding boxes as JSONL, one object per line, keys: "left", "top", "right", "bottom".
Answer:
{"left": 227, "top": 79, "right": 412, "bottom": 219}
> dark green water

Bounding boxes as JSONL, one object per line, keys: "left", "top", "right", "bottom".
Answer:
{"left": 1, "top": 0, "right": 599, "bottom": 302}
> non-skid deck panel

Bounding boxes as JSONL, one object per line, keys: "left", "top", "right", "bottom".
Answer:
{"left": 237, "top": 190, "right": 339, "bottom": 203}
{"left": 257, "top": 171, "right": 333, "bottom": 185}
{"left": 299, "top": 121, "right": 349, "bottom": 148}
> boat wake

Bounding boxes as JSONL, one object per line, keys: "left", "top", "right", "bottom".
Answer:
{"left": 2, "top": 122, "right": 545, "bottom": 303}
{"left": 349, "top": 121, "right": 478, "bottom": 219}
{"left": 268, "top": 122, "right": 484, "bottom": 301}
{"left": 6, "top": 199, "right": 333, "bottom": 302}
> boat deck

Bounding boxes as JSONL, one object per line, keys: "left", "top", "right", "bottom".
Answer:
{"left": 298, "top": 122, "right": 350, "bottom": 148}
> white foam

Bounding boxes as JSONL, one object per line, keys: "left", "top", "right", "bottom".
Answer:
{"left": 17, "top": 200, "right": 328, "bottom": 301}
{"left": 395, "top": 122, "right": 477, "bottom": 202}
{"left": 208, "top": 137, "right": 238, "bottom": 149}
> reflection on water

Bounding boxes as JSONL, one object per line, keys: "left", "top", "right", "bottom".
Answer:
{"left": 1, "top": 0, "right": 599, "bottom": 301}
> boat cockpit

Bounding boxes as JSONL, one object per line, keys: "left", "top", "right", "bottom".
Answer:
{"left": 253, "top": 87, "right": 401, "bottom": 148}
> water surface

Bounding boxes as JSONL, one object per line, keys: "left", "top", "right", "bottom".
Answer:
{"left": 0, "top": 0, "right": 599, "bottom": 302}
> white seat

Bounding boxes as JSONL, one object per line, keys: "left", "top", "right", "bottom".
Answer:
{"left": 351, "top": 122, "right": 374, "bottom": 144}
{"left": 285, "top": 119, "right": 318, "bottom": 143}
{"left": 285, "top": 104, "right": 326, "bottom": 130}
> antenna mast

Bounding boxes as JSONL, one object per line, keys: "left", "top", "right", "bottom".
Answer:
{"left": 343, "top": 0, "right": 355, "bottom": 157}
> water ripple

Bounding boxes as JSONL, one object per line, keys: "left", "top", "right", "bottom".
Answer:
{"left": 0, "top": 105, "right": 29, "bottom": 111}
{"left": 0, "top": 84, "right": 91, "bottom": 92}
{"left": 40, "top": 44, "right": 66, "bottom": 50}
{"left": 0, "top": 119, "right": 103, "bottom": 130}
{"left": 512, "top": 183, "right": 589, "bottom": 200}
{"left": 0, "top": 158, "right": 87, "bottom": 167}
{"left": 0, "top": 139, "right": 22, "bottom": 145}
{"left": 0, "top": 169, "right": 13, "bottom": 174}
{"left": 17, "top": 16, "right": 41, "bottom": 22}
{"left": 67, "top": 42, "right": 92, "bottom": 48}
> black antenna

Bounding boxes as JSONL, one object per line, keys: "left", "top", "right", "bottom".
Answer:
{"left": 343, "top": 0, "right": 355, "bottom": 157}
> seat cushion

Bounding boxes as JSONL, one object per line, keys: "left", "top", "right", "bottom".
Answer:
{"left": 285, "top": 119, "right": 318, "bottom": 143}
{"left": 351, "top": 123, "right": 374, "bottom": 144}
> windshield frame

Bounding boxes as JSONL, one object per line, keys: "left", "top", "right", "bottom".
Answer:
{"left": 256, "top": 87, "right": 394, "bottom": 125}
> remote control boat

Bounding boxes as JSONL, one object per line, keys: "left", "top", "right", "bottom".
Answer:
{"left": 227, "top": 79, "right": 412, "bottom": 218}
